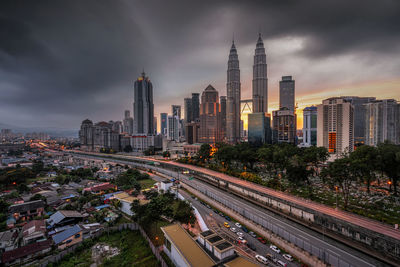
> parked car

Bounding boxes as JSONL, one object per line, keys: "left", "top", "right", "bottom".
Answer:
{"left": 225, "top": 216, "right": 231, "bottom": 221}
{"left": 270, "top": 244, "right": 281, "bottom": 254}
{"left": 241, "top": 226, "right": 249, "bottom": 233}
{"left": 283, "top": 254, "right": 293, "bottom": 262}
{"left": 236, "top": 232, "right": 244, "bottom": 237}
{"left": 219, "top": 212, "right": 224, "bottom": 217}
{"left": 235, "top": 222, "right": 242, "bottom": 228}
{"left": 277, "top": 260, "right": 287, "bottom": 267}
{"left": 266, "top": 253, "right": 275, "bottom": 261}
{"left": 237, "top": 236, "right": 244, "bottom": 241}
{"left": 255, "top": 255, "right": 268, "bottom": 265}
{"left": 257, "top": 237, "right": 267, "bottom": 244}
{"left": 224, "top": 222, "right": 230, "bottom": 228}
{"left": 206, "top": 204, "right": 211, "bottom": 209}
{"left": 249, "top": 231, "right": 257, "bottom": 238}
{"left": 230, "top": 227, "right": 237, "bottom": 232}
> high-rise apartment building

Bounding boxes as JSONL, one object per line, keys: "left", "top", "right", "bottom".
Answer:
{"left": 199, "top": 85, "right": 221, "bottom": 144}
{"left": 185, "top": 122, "right": 200, "bottom": 144}
{"left": 272, "top": 108, "right": 296, "bottom": 144}
{"left": 317, "top": 97, "right": 354, "bottom": 157}
{"left": 123, "top": 110, "right": 133, "bottom": 134}
{"left": 192, "top": 93, "right": 200, "bottom": 121}
{"left": 364, "top": 99, "right": 400, "bottom": 146}
{"left": 340, "top": 96, "right": 376, "bottom": 145}
{"left": 153, "top": 116, "right": 157, "bottom": 135}
{"left": 279, "top": 76, "right": 295, "bottom": 112}
{"left": 302, "top": 106, "right": 317, "bottom": 147}
{"left": 160, "top": 113, "right": 168, "bottom": 136}
{"left": 133, "top": 71, "right": 154, "bottom": 135}
{"left": 252, "top": 33, "right": 268, "bottom": 113}
{"left": 226, "top": 40, "right": 241, "bottom": 143}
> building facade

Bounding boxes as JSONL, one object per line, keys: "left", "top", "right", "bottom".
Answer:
{"left": 226, "top": 40, "right": 241, "bottom": 143}
{"left": 199, "top": 85, "right": 221, "bottom": 144}
{"left": 160, "top": 113, "right": 168, "bottom": 136}
{"left": 167, "top": 115, "right": 180, "bottom": 141}
{"left": 248, "top": 113, "right": 271, "bottom": 145}
{"left": 184, "top": 98, "right": 193, "bottom": 123}
{"left": 192, "top": 93, "right": 200, "bottom": 122}
{"left": 302, "top": 106, "right": 318, "bottom": 147}
{"left": 317, "top": 97, "right": 354, "bottom": 157}
{"left": 364, "top": 99, "right": 400, "bottom": 146}
{"left": 252, "top": 33, "right": 268, "bottom": 114}
{"left": 272, "top": 108, "right": 297, "bottom": 144}
{"left": 79, "top": 120, "right": 120, "bottom": 152}
{"left": 279, "top": 76, "right": 295, "bottom": 112}
{"left": 240, "top": 99, "right": 253, "bottom": 138}
{"left": 123, "top": 110, "right": 133, "bottom": 134}
{"left": 133, "top": 71, "right": 154, "bottom": 135}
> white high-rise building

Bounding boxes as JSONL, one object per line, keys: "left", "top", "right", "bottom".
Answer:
{"left": 317, "top": 97, "right": 354, "bottom": 158}
{"left": 252, "top": 33, "right": 268, "bottom": 114}
{"left": 167, "top": 115, "right": 179, "bottom": 141}
{"left": 364, "top": 99, "right": 400, "bottom": 146}
{"left": 226, "top": 40, "right": 241, "bottom": 144}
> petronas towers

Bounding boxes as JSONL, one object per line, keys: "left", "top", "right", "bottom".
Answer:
{"left": 226, "top": 40, "right": 241, "bottom": 143}
{"left": 226, "top": 33, "right": 268, "bottom": 143}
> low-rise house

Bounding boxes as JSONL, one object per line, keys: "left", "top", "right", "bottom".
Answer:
{"left": 0, "top": 230, "right": 18, "bottom": 252}
{"left": 47, "top": 210, "right": 85, "bottom": 228}
{"left": 114, "top": 192, "right": 149, "bottom": 216}
{"left": 80, "top": 223, "right": 103, "bottom": 239}
{"left": 83, "top": 182, "right": 117, "bottom": 195}
{"left": 8, "top": 200, "right": 44, "bottom": 221}
{"left": 21, "top": 220, "right": 46, "bottom": 245}
{"left": 52, "top": 225, "right": 82, "bottom": 249}
{"left": 1, "top": 239, "right": 52, "bottom": 266}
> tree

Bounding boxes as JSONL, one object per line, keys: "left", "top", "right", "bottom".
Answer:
{"left": 236, "top": 143, "right": 258, "bottom": 170}
{"left": 162, "top": 151, "right": 170, "bottom": 158}
{"left": 173, "top": 200, "right": 195, "bottom": 225}
{"left": 377, "top": 142, "right": 400, "bottom": 195}
{"left": 349, "top": 145, "right": 378, "bottom": 193}
{"left": 321, "top": 156, "right": 356, "bottom": 210}
{"left": 198, "top": 144, "right": 212, "bottom": 163}
{"left": 214, "top": 144, "right": 235, "bottom": 169}
{"left": 301, "top": 146, "right": 329, "bottom": 178}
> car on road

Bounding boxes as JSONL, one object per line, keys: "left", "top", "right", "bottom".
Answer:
{"left": 270, "top": 245, "right": 281, "bottom": 254}
{"left": 249, "top": 231, "right": 257, "bottom": 238}
{"left": 224, "top": 222, "right": 230, "bottom": 228}
{"left": 225, "top": 216, "right": 231, "bottom": 221}
{"left": 230, "top": 227, "right": 237, "bottom": 232}
{"left": 266, "top": 253, "right": 277, "bottom": 262}
{"left": 206, "top": 204, "right": 211, "bottom": 209}
{"left": 283, "top": 254, "right": 293, "bottom": 262}
{"left": 235, "top": 222, "right": 242, "bottom": 228}
{"left": 257, "top": 237, "right": 267, "bottom": 244}
{"left": 277, "top": 260, "right": 287, "bottom": 267}
{"left": 237, "top": 238, "right": 247, "bottom": 244}
{"left": 255, "top": 255, "right": 268, "bottom": 265}
{"left": 241, "top": 226, "right": 249, "bottom": 233}
{"left": 218, "top": 212, "right": 224, "bottom": 217}
{"left": 236, "top": 232, "right": 244, "bottom": 237}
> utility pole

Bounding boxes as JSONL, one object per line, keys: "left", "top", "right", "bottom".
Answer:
{"left": 335, "top": 186, "right": 338, "bottom": 210}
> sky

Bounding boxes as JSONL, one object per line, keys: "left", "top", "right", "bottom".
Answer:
{"left": 1, "top": 0, "right": 400, "bottom": 131}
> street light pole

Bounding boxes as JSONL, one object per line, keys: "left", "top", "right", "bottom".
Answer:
{"left": 335, "top": 186, "right": 338, "bottom": 210}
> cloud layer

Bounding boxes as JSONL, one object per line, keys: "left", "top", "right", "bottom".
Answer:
{"left": 0, "top": 0, "right": 399, "bottom": 129}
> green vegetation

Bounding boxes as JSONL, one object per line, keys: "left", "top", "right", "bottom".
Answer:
{"left": 114, "top": 169, "right": 150, "bottom": 191}
{"left": 178, "top": 142, "right": 400, "bottom": 224}
{"left": 139, "top": 178, "right": 156, "bottom": 189}
{"left": 52, "top": 230, "right": 159, "bottom": 267}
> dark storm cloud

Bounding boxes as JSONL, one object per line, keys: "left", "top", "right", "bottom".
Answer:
{"left": 0, "top": 0, "right": 399, "bottom": 129}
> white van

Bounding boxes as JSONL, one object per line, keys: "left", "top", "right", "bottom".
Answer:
{"left": 255, "top": 254, "right": 268, "bottom": 265}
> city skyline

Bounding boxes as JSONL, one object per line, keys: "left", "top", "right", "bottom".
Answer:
{"left": 1, "top": 1, "right": 400, "bottom": 131}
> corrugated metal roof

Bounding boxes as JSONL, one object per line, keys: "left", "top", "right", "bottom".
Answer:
{"left": 52, "top": 225, "right": 81, "bottom": 245}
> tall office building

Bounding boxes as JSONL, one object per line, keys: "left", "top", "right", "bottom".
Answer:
{"left": 317, "top": 97, "right": 354, "bottom": 157}
{"left": 192, "top": 93, "right": 200, "bottom": 121}
{"left": 364, "top": 99, "right": 400, "bottom": 146}
{"left": 248, "top": 113, "right": 271, "bottom": 145}
{"left": 123, "top": 110, "right": 134, "bottom": 134}
{"left": 160, "top": 113, "right": 168, "bottom": 136}
{"left": 252, "top": 33, "right": 268, "bottom": 113}
{"left": 279, "top": 76, "right": 295, "bottom": 112}
{"left": 220, "top": 96, "right": 227, "bottom": 141}
{"left": 153, "top": 116, "right": 157, "bottom": 135}
{"left": 184, "top": 98, "right": 193, "bottom": 123}
{"left": 226, "top": 40, "right": 241, "bottom": 143}
{"left": 172, "top": 105, "right": 181, "bottom": 119}
{"left": 272, "top": 108, "right": 297, "bottom": 144}
{"left": 199, "top": 85, "right": 221, "bottom": 144}
{"left": 133, "top": 71, "right": 154, "bottom": 135}
{"left": 302, "top": 106, "right": 317, "bottom": 147}
{"left": 341, "top": 96, "right": 376, "bottom": 145}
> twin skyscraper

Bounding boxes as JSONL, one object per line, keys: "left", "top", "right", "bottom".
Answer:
{"left": 226, "top": 33, "right": 268, "bottom": 144}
